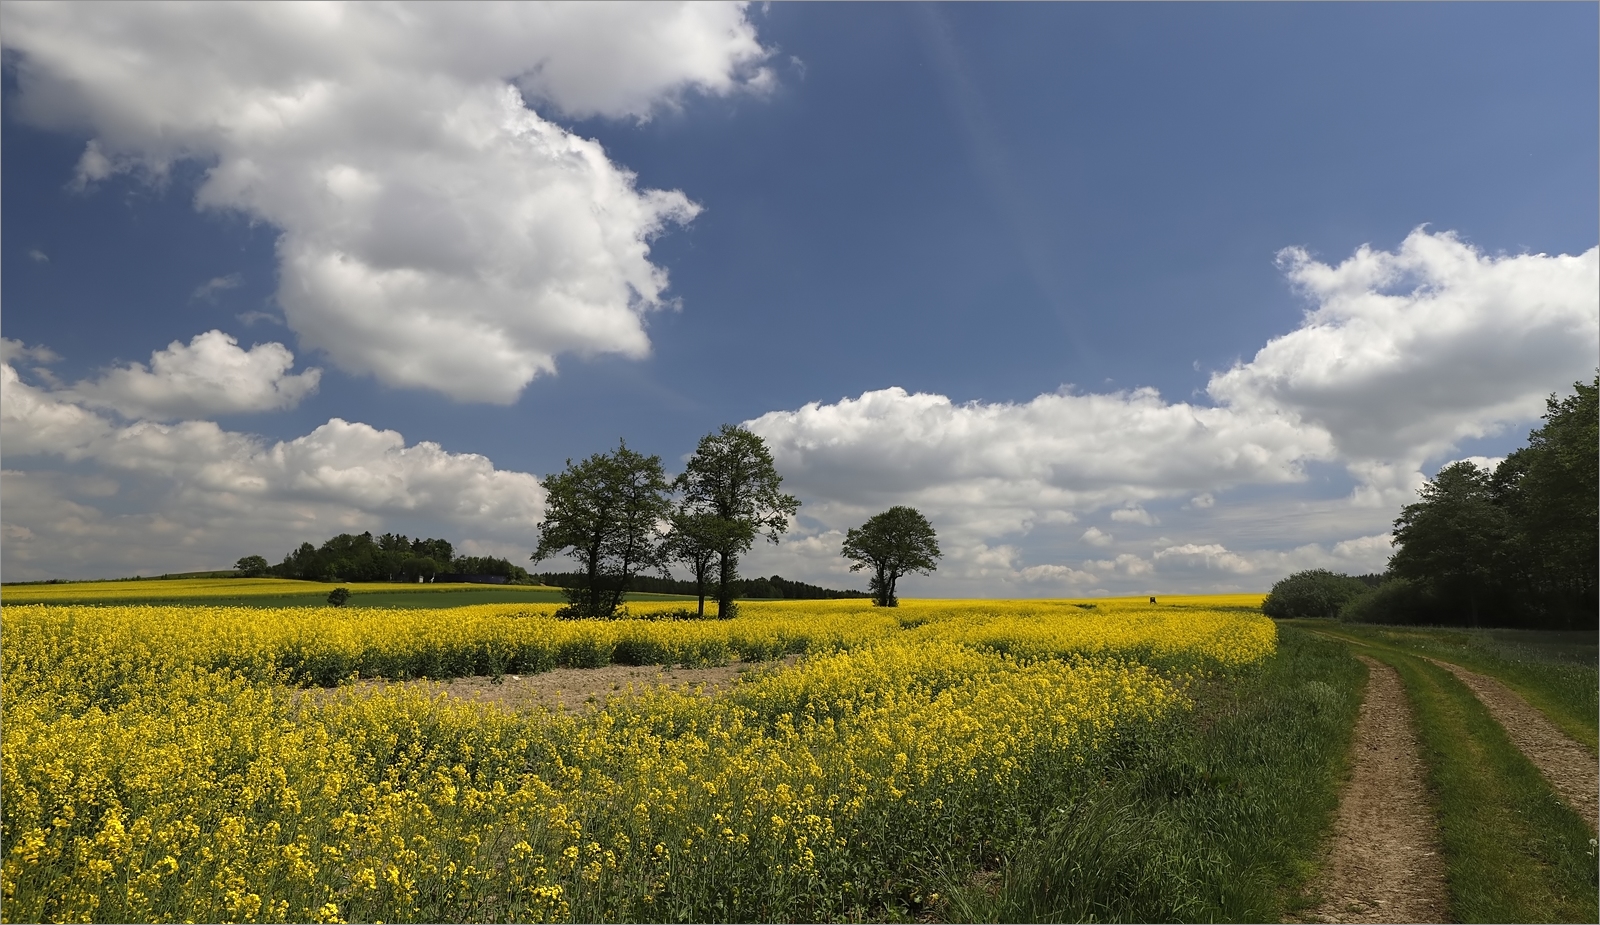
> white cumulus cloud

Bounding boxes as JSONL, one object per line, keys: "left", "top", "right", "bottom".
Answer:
{"left": 63, "top": 330, "right": 320, "bottom": 420}
{"left": 1, "top": 355, "right": 544, "bottom": 580}
{"left": 1080, "top": 526, "right": 1114, "bottom": 547}
{"left": 1208, "top": 227, "right": 1598, "bottom": 503}
{"left": 745, "top": 229, "right": 1594, "bottom": 592}
{"left": 0, "top": 337, "right": 60, "bottom": 366}
{"left": 2, "top": 1, "right": 771, "bottom": 402}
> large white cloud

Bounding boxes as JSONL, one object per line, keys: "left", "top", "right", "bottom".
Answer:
{"left": 2, "top": 357, "right": 543, "bottom": 580}
{"left": 1210, "top": 228, "right": 1598, "bottom": 502}
{"left": 63, "top": 330, "right": 320, "bottom": 420}
{"left": 2, "top": 1, "right": 770, "bottom": 402}
{"left": 747, "top": 384, "right": 1328, "bottom": 533}
{"left": 746, "top": 230, "right": 1597, "bottom": 590}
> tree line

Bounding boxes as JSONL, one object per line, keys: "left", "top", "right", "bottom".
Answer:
{"left": 534, "top": 425, "right": 941, "bottom": 618}
{"left": 1264, "top": 378, "right": 1596, "bottom": 628}
{"left": 533, "top": 571, "right": 870, "bottom": 600}
{"left": 235, "top": 533, "right": 533, "bottom": 584}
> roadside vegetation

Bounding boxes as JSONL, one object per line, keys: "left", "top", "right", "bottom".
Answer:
{"left": 946, "top": 625, "right": 1365, "bottom": 922}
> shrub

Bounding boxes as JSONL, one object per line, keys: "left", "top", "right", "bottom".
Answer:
{"left": 1338, "top": 577, "right": 1434, "bottom": 625}
{"left": 326, "top": 587, "right": 352, "bottom": 607}
{"left": 1261, "top": 569, "right": 1371, "bottom": 619}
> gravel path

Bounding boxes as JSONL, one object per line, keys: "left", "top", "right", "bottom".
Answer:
{"left": 1425, "top": 657, "right": 1598, "bottom": 831}
{"left": 1302, "top": 655, "right": 1448, "bottom": 924}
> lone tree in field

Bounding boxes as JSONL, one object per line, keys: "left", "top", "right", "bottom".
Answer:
{"left": 841, "top": 506, "right": 941, "bottom": 607}
{"left": 234, "top": 555, "right": 270, "bottom": 577}
{"left": 532, "top": 440, "right": 671, "bottom": 619}
{"left": 675, "top": 425, "right": 799, "bottom": 619}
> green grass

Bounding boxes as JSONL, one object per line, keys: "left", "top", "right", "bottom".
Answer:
{"left": 1299, "top": 621, "right": 1598, "bottom": 753}
{"left": 943, "top": 625, "right": 1366, "bottom": 922}
{"left": 1369, "top": 649, "right": 1598, "bottom": 923}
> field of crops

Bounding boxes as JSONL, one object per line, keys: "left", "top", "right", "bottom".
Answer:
{"left": 2, "top": 596, "right": 1275, "bottom": 923}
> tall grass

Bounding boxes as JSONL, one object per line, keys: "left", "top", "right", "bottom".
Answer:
{"left": 944, "top": 625, "right": 1365, "bottom": 922}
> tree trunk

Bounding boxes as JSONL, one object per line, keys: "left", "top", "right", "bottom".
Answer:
{"left": 585, "top": 540, "right": 603, "bottom": 616}
{"left": 694, "top": 558, "right": 707, "bottom": 617}
{"left": 717, "top": 550, "right": 735, "bottom": 619}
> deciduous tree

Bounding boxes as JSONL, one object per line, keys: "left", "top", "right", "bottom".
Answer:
{"left": 532, "top": 440, "right": 671, "bottom": 618}
{"left": 661, "top": 509, "right": 752, "bottom": 617}
{"left": 675, "top": 426, "right": 799, "bottom": 618}
{"left": 841, "top": 506, "right": 941, "bottom": 607}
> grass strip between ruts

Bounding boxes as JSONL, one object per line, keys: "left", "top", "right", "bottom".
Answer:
{"left": 1365, "top": 648, "right": 1598, "bottom": 923}
{"left": 944, "top": 625, "right": 1365, "bottom": 923}
{"left": 1302, "top": 621, "right": 1598, "bottom": 754}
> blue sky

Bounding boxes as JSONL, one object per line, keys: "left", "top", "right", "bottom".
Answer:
{"left": 3, "top": 2, "right": 1596, "bottom": 594}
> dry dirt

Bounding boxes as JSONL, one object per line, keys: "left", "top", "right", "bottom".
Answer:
{"left": 1425, "top": 657, "right": 1599, "bottom": 832}
{"left": 1301, "top": 655, "right": 1448, "bottom": 924}
{"left": 311, "top": 655, "right": 802, "bottom": 712}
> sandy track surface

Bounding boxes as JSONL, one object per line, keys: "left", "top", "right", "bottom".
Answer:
{"left": 310, "top": 656, "right": 802, "bottom": 712}
{"left": 1426, "top": 657, "right": 1598, "bottom": 831}
{"left": 1302, "top": 655, "right": 1448, "bottom": 924}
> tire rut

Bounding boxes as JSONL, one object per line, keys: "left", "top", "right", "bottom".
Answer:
{"left": 1424, "top": 657, "right": 1598, "bottom": 832}
{"left": 1301, "top": 655, "right": 1448, "bottom": 924}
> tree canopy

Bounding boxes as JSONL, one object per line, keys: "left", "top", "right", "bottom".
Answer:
{"left": 1261, "top": 569, "right": 1373, "bottom": 619}
{"left": 532, "top": 440, "right": 671, "bottom": 618}
{"left": 675, "top": 425, "right": 799, "bottom": 618}
{"left": 1348, "top": 376, "right": 1597, "bottom": 628}
{"left": 841, "top": 506, "right": 941, "bottom": 607}
{"left": 243, "top": 532, "right": 529, "bottom": 584}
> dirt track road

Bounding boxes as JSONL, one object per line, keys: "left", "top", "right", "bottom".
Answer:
{"left": 1301, "top": 655, "right": 1448, "bottom": 924}
{"left": 1426, "top": 657, "right": 1598, "bottom": 831}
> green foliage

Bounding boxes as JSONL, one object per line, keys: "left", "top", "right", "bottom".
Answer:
{"left": 537, "top": 571, "right": 870, "bottom": 601}
{"left": 1380, "top": 376, "right": 1598, "bottom": 628}
{"left": 675, "top": 425, "right": 799, "bottom": 619}
{"left": 1337, "top": 576, "right": 1433, "bottom": 624}
{"left": 660, "top": 508, "right": 751, "bottom": 617}
{"left": 1390, "top": 462, "right": 1513, "bottom": 626}
{"left": 233, "top": 555, "right": 270, "bottom": 578}
{"left": 532, "top": 440, "right": 672, "bottom": 619}
{"left": 326, "top": 587, "right": 351, "bottom": 607}
{"left": 1261, "top": 569, "right": 1373, "bottom": 619}
{"left": 947, "top": 627, "right": 1366, "bottom": 922}
{"left": 841, "top": 506, "right": 942, "bottom": 607}
{"left": 262, "top": 532, "right": 529, "bottom": 584}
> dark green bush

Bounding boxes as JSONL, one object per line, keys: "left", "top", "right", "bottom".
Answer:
{"left": 1261, "top": 569, "right": 1371, "bottom": 619}
{"left": 1338, "top": 577, "right": 1435, "bottom": 624}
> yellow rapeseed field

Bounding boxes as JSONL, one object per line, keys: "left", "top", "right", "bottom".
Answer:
{"left": 1, "top": 597, "right": 1272, "bottom": 923}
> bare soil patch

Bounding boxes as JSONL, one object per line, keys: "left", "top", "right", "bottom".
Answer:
{"left": 310, "top": 655, "right": 802, "bottom": 712}
{"left": 1301, "top": 655, "right": 1448, "bottom": 924}
{"left": 1425, "top": 657, "right": 1598, "bottom": 831}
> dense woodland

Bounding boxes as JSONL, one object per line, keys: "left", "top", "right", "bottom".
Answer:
{"left": 237, "top": 533, "right": 533, "bottom": 584}
{"left": 1265, "top": 378, "right": 1597, "bottom": 628}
